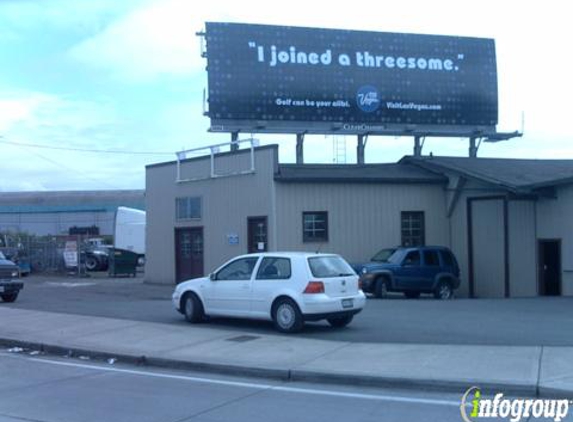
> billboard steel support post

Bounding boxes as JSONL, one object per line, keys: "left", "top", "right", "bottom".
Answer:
{"left": 469, "top": 137, "right": 478, "bottom": 158}
{"left": 413, "top": 136, "right": 424, "bottom": 157}
{"left": 357, "top": 135, "right": 366, "bottom": 164}
{"left": 231, "top": 132, "right": 239, "bottom": 152}
{"left": 296, "top": 134, "right": 304, "bottom": 164}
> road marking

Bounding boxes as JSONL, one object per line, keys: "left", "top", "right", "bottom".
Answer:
{"left": 3, "top": 352, "right": 460, "bottom": 407}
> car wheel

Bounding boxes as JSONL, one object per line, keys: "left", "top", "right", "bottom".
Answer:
{"left": 434, "top": 280, "right": 453, "bottom": 300}
{"left": 272, "top": 298, "right": 304, "bottom": 333}
{"left": 374, "top": 277, "right": 389, "bottom": 299}
{"left": 85, "top": 256, "right": 99, "bottom": 271}
{"left": 182, "top": 292, "right": 204, "bottom": 323}
{"left": 327, "top": 315, "right": 354, "bottom": 328}
{"left": 404, "top": 291, "right": 421, "bottom": 299}
{"left": 1, "top": 293, "right": 18, "bottom": 303}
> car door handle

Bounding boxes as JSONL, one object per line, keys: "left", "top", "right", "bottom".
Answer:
{"left": 241, "top": 283, "right": 250, "bottom": 289}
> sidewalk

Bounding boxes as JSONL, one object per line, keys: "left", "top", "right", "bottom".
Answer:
{"left": 0, "top": 307, "right": 571, "bottom": 398}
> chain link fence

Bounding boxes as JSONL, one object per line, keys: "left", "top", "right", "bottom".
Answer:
{"left": 1, "top": 233, "right": 111, "bottom": 275}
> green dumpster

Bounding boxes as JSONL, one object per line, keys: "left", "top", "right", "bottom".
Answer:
{"left": 108, "top": 248, "right": 138, "bottom": 277}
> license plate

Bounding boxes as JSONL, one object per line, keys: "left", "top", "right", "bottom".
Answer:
{"left": 341, "top": 298, "right": 353, "bottom": 309}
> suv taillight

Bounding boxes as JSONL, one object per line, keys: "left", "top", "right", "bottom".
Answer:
{"left": 303, "top": 281, "right": 325, "bottom": 294}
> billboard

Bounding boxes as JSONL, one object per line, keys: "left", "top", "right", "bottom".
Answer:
{"left": 205, "top": 22, "right": 498, "bottom": 135}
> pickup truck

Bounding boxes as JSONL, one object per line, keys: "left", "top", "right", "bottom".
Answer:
{"left": 0, "top": 251, "right": 24, "bottom": 302}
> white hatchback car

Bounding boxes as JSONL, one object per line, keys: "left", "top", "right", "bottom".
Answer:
{"left": 172, "top": 252, "right": 366, "bottom": 333}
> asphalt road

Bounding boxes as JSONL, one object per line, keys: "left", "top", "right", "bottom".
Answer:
{"left": 0, "top": 351, "right": 486, "bottom": 422}
{"left": 5, "top": 273, "right": 573, "bottom": 346}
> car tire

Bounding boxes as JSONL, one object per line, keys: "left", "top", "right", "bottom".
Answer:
{"left": 85, "top": 256, "right": 99, "bottom": 271}
{"left": 1, "top": 293, "right": 18, "bottom": 303}
{"left": 374, "top": 277, "right": 389, "bottom": 299}
{"left": 327, "top": 315, "right": 354, "bottom": 328}
{"left": 272, "top": 298, "right": 304, "bottom": 333}
{"left": 182, "top": 292, "right": 204, "bottom": 323}
{"left": 434, "top": 280, "right": 453, "bottom": 300}
{"left": 404, "top": 291, "right": 421, "bottom": 299}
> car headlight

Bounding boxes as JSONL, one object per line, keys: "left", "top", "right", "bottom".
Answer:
{"left": 11, "top": 270, "right": 19, "bottom": 278}
{"left": 361, "top": 268, "right": 368, "bottom": 274}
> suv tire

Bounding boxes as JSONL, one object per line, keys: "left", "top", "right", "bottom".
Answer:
{"left": 374, "top": 277, "right": 389, "bottom": 299}
{"left": 434, "top": 280, "right": 453, "bottom": 300}
{"left": 272, "top": 298, "right": 304, "bottom": 333}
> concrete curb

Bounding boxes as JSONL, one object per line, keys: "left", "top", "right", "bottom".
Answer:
{"left": 0, "top": 337, "right": 545, "bottom": 397}
{"left": 289, "top": 370, "right": 538, "bottom": 396}
{"left": 0, "top": 338, "right": 290, "bottom": 382}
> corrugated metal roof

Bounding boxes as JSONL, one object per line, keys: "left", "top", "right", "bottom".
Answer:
{"left": 403, "top": 156, "right": 573, "bottom": 190}
{"left": 275, "top": 163, "right": 446, "bottom": 184}
{"left": 0, "top": 190, "right": 145, "bottom": 213}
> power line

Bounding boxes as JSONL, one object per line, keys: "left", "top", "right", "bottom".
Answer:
{"left": 18, "top": 145, "right": 124, "bottom": 190}
{"left": 0, "top": 139, "right": 174, "bottom": 155}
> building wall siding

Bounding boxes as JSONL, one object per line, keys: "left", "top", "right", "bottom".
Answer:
{"left": 448, "top": 181, "right": 509, "bottom": 298}
{"left": 536, "top": 185, "right": 573, "bottom": 296}
{"left": 508, "top": 200, "right": 537, "bottom": 297}
{"left": 274, "top": 182, "right": 448, "bottom": 263}
{"left": 471, "top": 198, "right": 506, "bottom": 298}
{"left": 145, "top": 147, "right": 277, "bottom": 285}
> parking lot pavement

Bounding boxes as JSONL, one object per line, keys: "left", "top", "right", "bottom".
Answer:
{"left": 5, "top": 273, "right": 573, "bottom": 347}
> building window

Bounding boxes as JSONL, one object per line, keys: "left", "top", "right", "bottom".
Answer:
{"left": 303, "top": 211, "right": 328, "bottom": 242}
{"left": 401, "top": 211, "right": 425, "bottom": 247}
{"left": 176, "top": 197, "right": 201, "bottom": 220}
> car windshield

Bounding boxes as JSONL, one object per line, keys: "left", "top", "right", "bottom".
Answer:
{"left": 371, "top": 248, "right": 399, "bottom": 263}
{"left": 0, "top": 252, "right": 5, "bottom": 260}
{"left": 308, "top": 256, "right": 355, "bottom": 278}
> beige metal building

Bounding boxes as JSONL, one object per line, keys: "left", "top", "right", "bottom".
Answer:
{"left": 145, "top": 145, "right": 573, "bottom": 298}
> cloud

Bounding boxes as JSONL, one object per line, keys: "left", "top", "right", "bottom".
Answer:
{"left": 0, "top": 0, "right": 140, "bottom": 33}
{"left": 0, "top": 91, "right": 157, "bottom": 191}
{"left": 69, "top": 0, "right": 204, "bottom": 82}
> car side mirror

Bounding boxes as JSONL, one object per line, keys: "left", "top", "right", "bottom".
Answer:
{"left": 209, "top": 273, "right": 216, "bottom": 281}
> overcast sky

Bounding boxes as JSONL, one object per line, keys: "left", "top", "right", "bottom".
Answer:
{"left": 0, "top": 0, "right": 571, "bottom": 191}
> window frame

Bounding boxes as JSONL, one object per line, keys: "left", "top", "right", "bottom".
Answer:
{"left": 403, "top": 250, "right": 421, "bottom": 266}
{"left": 302, "top": 211, "right": 329, "bottom": 243}
{"left": 401, "top": 211, "right": 425, "bottom": 247}
{"left": 423, "top": 249, "right": 440, "bottom": 267}
{"left": 215, "top": 257, "right": 259, "bottom": 281}
{"left": 255, "top": 257, "right": 292, "bottom": 280}
{"left": 175, "top": 196, "right": 202, "bottom": 220}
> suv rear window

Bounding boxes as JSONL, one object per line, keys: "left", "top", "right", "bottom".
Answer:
{"left": 308, "top": 256, "right": 355, "bottom": 278}
{"left": 423, "top": 250, "right": 440, "bottom": 266}
{"left": 441, "top": 250, "right": 455, "bottom": 267}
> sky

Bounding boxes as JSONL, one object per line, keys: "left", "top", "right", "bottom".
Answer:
{"left": 0, "top": 0, "right": 571, "bottom": 191}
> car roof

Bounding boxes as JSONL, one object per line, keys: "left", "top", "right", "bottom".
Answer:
{"left": 233, "top": 251, "right": 341, "bottom": 259}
